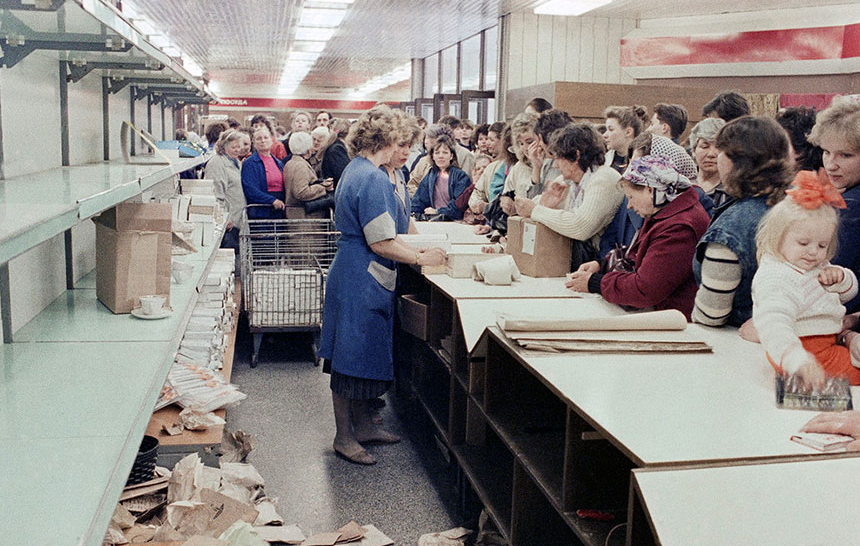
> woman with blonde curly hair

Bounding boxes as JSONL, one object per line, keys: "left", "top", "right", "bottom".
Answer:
{"left": 319, "top": 105, "right": 446, "bottom": 466}
{"left": 808, "top": 96, "right": 860, "bottom": 313}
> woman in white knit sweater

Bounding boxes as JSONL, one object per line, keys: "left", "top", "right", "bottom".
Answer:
{"left": 752, "top": 170, "right": 860, "bottom": 388}
{"left": 513, "top": 123, "right": 623, "bottom": 252}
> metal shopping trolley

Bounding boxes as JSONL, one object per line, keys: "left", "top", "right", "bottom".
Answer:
{"left": 240, "top": 205, "right": 339, "bottom": 367}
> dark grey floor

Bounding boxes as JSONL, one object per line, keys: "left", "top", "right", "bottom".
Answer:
{"left": 227, "top": 329, "right": 460, "bottom": 544}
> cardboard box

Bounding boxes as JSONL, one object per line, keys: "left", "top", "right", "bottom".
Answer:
{"left": 95, "top": 203, "right": 172, "bottom": 314}
{"left": 446, "top": 251, "right": 498, "bottom": 278}
{"left": 505, "top": 216, "right": 571, "bottom": 277}
{"left": 398, "top": 294, "right": 430, "bottom": 341}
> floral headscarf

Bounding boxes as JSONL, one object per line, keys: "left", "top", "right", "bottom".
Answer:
{"left": 623, "top": 154, "right": 693, "bottom": 207}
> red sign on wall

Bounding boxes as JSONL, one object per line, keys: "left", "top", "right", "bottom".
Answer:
{"left": 210, "top": 97, "right": 386, "bottom": 110}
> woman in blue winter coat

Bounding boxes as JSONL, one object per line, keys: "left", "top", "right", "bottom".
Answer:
{"left": 411, "top": 135, "right": 472, "bottom": 220}
{"left": 241, "top": 125, "right": 286, "bottom": 219}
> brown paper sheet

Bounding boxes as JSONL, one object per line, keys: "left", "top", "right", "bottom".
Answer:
{"left": 302, "top": 531, "right": 342, "bottom": 546}
{"left": 497, "top": 309, "right": 687, "bottom": 332}
{"left": 253, "top": 525, "right": 306, "bottom": 544}
{"left": 336, "top": 520, "right": 365, "bottom": 543}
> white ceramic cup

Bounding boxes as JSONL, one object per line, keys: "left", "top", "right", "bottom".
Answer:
{"left": 139, "top": 295, "right": 166, "bottom": 315}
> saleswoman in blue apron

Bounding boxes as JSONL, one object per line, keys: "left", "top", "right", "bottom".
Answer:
{"left": 319, "top": 105, "right": 447, "bottom": 465}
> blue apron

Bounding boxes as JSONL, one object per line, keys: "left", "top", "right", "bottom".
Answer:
{"left": 319, "top": 157, "right": 403, "bottom": 381}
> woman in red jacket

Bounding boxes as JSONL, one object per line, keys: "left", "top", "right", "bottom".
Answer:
{"left": 566, "top": 154, "right": 710, "bottom": 319}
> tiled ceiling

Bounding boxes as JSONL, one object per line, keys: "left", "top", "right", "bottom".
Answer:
{"left": 123, "top": 0, "right": 536, "bottom": 99}
{"left": 122, "top": 0, "right": 852, "bottom": 100}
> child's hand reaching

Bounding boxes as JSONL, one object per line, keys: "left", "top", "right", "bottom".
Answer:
{"left": 796, "top": 359, "right": 827, "bottom": 391}
{"left": 819, "top": 265, "right": 845, "bottom": 286}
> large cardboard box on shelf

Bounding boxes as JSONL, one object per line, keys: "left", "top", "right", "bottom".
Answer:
{"left": 505, "top": 216, "right": 571, "bottom": 278}
{"left": 95, "top": 203, "right": 172, "bottom": 314}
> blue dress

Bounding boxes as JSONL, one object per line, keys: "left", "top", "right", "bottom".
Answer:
{"left": 319, "top": 156, "right": 403, "bottom": 384}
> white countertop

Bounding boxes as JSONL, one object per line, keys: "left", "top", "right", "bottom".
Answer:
{"left": 494, "top": 324, "right": 852, "bottom": 466}
{"left": 633, "top": 456, "right": 860, "bottom": 545}
{"left": 414, "top": 221, "right": 493, "bottom": 245}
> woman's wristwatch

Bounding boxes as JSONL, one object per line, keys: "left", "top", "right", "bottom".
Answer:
{"left": 414, "top": 252, "right": 421, "bottom": 266}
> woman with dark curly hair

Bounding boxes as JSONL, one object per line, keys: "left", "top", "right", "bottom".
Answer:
{"left": 692, "top": 116, "right": 794, "bottom": 328}
{"left": 513, "top": 123, "right": 623, "bottom": 254}
{"left": 319, "top": 105, "right": 446, "bottom": 466}
{"left": 776, "top": 106, "right": 824, "bottom": 173}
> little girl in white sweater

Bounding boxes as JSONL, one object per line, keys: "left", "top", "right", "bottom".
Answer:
{"left": 752, "top": 171, "right": 860, "bottom": 388}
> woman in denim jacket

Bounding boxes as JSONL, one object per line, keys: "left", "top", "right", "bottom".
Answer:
{"left": 692, "top": 116, "right": 793, "bottom": 328}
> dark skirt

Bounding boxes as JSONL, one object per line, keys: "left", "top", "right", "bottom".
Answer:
{"left": 329, "top": 367, "right": 391, "bottom": 400}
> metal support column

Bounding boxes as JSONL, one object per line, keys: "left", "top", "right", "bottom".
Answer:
{"left": 59, "top": 60, "right": 69, "bottom": 166}
{"left": 0, "top": 262, "right": 12, "bottom": 343}
{"left": 160, "top": 102, "right": 166, "bottom": 140}
{"left": 102, "top": 76, "right": 109, "bottom": 160}
{"left": 129, "top": 85, "right": 136, "bottom": 156}
{"left": 64, "top": 229, "right": 74, "bottom": 290}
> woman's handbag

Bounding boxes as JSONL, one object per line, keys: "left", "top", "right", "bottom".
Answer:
{"left": 600, "top": 230, "right": 639, "bottom": 274}
{"left": 303, "top": 194, "right": 335, "bottom": 214}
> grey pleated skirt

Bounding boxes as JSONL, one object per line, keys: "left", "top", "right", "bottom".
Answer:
{"left": 325, "top": 360, "right": 391, "bottom": 400}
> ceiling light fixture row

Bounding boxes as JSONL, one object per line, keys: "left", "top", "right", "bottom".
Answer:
{"left": 353, "top": 62, "right": 411, "bottom": 97}
{"left": 533, "top": 0, "right": 612, "bottom": 16}
{"left": 122, "top": 0, "right": 205, "bottom": 78}
{"left": 279, "top": 0, "right": 352, "bottom": 94}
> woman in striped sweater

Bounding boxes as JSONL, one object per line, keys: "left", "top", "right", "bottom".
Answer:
{"left": 691, "top": 116, "right": 794, "bottom": 328}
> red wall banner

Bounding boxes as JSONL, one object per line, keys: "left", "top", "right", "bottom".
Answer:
{"left": 621, "top": 23, "right": 860, "bottom": 67}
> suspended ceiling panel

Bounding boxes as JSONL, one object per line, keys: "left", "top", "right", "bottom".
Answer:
{"left": 124, "top": 0, "right": 848, "bottom": 100}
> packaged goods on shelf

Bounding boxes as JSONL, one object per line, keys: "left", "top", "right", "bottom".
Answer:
{"left": 167, "top": 360, "right": 246, "bottom": 412}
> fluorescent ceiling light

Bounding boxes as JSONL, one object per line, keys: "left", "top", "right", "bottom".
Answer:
{"left": 300, "top": 8, "right": 347, "bottom": 27}
{"left": 295, "top": 27, "right": 335, "bottom": 41}
{"left": 354, "top": 62, "right": 411, "bottom": 96}
{"left": 149, "top": 34, "right": 170, "bottom": 48}
{"left": 182, "top": 55, "right": 203, "bottom": 77}
{"left": 162, "top": 45, "right": 181, "bottom": 57}
{"left": 533, "top": 0, "right": 611, "bottom": 16}
{"left": 289, "top": 51, "right": 321, "bottom": 61}
{"left": 294, "top": 41, "right": 327, "bottom": 53}
{"left": 131, "top": 18, "right": 156, "bottom": 36}
{"left": 307, "top": 0, "right": 355, "bottom": 4}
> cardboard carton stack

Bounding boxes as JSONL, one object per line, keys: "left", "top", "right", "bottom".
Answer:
{"left": 167, "top": 179, "right": 224, "bottom": 249}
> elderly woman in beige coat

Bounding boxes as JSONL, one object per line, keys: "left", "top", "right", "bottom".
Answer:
{"left": 283, "top": 131, "right": 333, "bottom": 219}
{"left": 204, "top": 128, "right": 247, "bottom": 250}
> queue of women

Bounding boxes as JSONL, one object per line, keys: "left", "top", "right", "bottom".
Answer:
{"left": 200, "top": 93, "right": 860, "bottom": 464}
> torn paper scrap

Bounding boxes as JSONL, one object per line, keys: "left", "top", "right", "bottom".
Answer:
{"left": 253, "top": 524, "right": 306, "bottom": 544}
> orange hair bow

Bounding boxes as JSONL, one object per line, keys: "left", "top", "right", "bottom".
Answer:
{"left": 786, "top": 169, "right": 846, "bottom": 210}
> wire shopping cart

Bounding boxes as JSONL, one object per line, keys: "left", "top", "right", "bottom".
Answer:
{"left": 240, "top": 205, "right": 339, "bottom": 367}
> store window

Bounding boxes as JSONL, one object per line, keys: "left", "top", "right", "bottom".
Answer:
{"left": 483, "top": 26, "right": 497, "bottom": 91}
{"left": 424, "top": 54, "right": 438, "bottom": 97}
{"left": 460, "top": 33, "right": 481, "bottom": 91}
{"left": 441, "top": 45, "right": 457, "bottom": 93}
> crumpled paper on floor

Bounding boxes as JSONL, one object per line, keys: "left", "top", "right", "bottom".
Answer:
{"left": 179, "top": 408, "right": 226, "bottom": 431}
{"left": 253, "top": 524, "right": 305, "bottom": 544}
{"left": 418, "top": 527, "right": 472, "bottom": 546}
{"left": 253, "top": 498, "right": 283, "bottom": 526}
{"left": 168, "top": 454, "right": 204, "bottom": 503}
{"left": 218, "top": 521, "right": 268, "bottom": 546}
{"left": 220, "top": 462, "right": 265, "bottom": 489}
{"left": 220, "top": 429, "right": 255, "bottom": 463}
